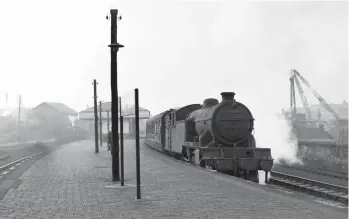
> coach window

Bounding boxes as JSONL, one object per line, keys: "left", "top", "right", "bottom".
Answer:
{"left": 166, "top": 115, "right": 170, "bottom": 126}
{"left": 171, "top": 113, "right": 176, "bottom": 127}
{"left": 155, "top": 121, "right": 158, "bottom": 134}
{"left": 158, "top": 120, "right": 160, "bottom": 134}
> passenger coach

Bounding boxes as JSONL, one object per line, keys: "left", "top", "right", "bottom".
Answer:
{"left": 146, "top": 104, "right": 201, "bottom": 153}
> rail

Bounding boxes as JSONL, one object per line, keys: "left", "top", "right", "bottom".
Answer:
{"left": 268, "top": 171, "right": 348, "bottom": 206}
{"left": 277, "top": 164, "right": 348, "bottom": 180}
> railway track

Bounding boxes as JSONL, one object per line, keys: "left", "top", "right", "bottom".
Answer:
{"left": 145, "top": 142, "right": 349, "bottom": 205}
{"left": 268, "top": 171, "right": 348, "bottom": 206}
{"left": 277, "top": 164, "right": 348, "bottom": 180}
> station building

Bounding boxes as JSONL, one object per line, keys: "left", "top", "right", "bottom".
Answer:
{"left": 76, "top": 102, "right": 150, "bottom": 138}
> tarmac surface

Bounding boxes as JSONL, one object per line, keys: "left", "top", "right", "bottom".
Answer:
{"left": 0, "top": 139, "right": 347, "bottom": 219}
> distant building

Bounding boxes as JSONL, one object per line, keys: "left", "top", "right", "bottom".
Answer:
{"left": 0, "top": 106, "right": 38, "bottom": 129}
{"left": 7, "top": 107, "right": 30, "bottom": 121}
{"left": 76, "top": 102, "right": 150, "bottom": 137}
{"left": 282, "top": 100, "right": 348, "bottom": 145}
{"left": 31, "top": 102, "right": 78, "bottom": 129}
{"left": 0, "top": 115, "right": 16, "bottom": 133}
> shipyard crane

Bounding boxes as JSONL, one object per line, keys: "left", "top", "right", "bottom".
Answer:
{"left": 289, "top": 69, "right": 340, "bottom": 124}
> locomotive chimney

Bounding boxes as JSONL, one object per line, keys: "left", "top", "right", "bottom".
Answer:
{"left": 221, "top": 92, "right": 235, "bottom": 102}
{"left": 202, "top": 98, "right": 219, "bottom": 108}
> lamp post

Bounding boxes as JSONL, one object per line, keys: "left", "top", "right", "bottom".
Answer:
{"left": 108, "top": 9, "right": 124, "bottom": 182}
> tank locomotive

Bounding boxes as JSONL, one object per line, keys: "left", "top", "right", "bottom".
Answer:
{"left": 145, "top": 92, "right": 274, "bottom": 182}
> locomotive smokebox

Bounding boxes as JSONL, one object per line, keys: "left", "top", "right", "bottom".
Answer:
{"left": 221, "top": 92, "right": 235, "bottom": 102}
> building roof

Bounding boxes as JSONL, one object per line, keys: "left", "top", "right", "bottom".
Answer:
{"left": 34, "top": 102, "right": 77, "bottom": 115}
{"left": 79, "top": 102, "right": 149, "bottom": 113}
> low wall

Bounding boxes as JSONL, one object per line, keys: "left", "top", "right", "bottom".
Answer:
{"left": 297, "top": 141, "right": 348, "bottom": 172}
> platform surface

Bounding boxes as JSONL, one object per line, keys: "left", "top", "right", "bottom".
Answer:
{"left": 0, "top": 139, "right": 347, "bottom": 219}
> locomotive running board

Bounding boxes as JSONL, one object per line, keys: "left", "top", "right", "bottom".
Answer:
{"left": 183, "top": 142, "right": 273, "bottom": 160}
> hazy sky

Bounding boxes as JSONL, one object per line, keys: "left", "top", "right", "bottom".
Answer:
{"left": 0, "top": 0, "right": 347, "bottom": 116}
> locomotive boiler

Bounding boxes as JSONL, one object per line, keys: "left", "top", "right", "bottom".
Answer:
{"left": 187, "top": 92, "right": 256, "bottom": 148}
{"left": 145, "top": 92, "right": 274, "bottom": 183}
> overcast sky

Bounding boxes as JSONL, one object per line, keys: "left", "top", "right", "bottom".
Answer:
{"left": 0, "top": 0, "right": 347, "bottom": 116}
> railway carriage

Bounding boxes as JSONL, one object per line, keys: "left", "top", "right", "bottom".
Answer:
{"left": 146, "top": 92, "right": 274, "bottom": 183}
{"left": 145, "top": 110, "right": 172, "bottom": 151}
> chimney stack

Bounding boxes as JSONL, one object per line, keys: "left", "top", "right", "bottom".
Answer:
{"left": 221, "top": 92, "right": 235, "bottom": 102}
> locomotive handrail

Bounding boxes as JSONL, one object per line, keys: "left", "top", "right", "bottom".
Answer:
{"left": 220, "top": 148, "right": 225, "bottom": 158}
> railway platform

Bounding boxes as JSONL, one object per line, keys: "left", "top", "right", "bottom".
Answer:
{"left": 0, "top": 140, "right": 347, "bottom": 219}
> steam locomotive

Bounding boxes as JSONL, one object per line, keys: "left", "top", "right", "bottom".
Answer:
{"left": 145, "top": 92, "right": 274, "bottom": 183}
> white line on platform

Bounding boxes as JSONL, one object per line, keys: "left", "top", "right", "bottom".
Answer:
{"left": 0, "top": 152, "right": 42, "bottom": 170}
{"left": 1, "top": 171, "right": 9, "bottom": 175}
{"left": 277, "top": 189, "right": 294, "bottom": 194}
{"left": 315, "top": 199, "right": 348, "bottom": 209}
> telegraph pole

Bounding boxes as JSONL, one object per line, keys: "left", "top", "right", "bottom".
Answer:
{"left": 99, "top": 101, "right": 103, "bottom": 147}
{"left": 17, "top": 95, "right": 21, "bottom": 142}
{"left": 93, "top": 79, "right": 99, "bottom": 153}
{"left": 108, "top": 9, "right": 124, "bottom": 182}
{"left": 107, "top": 110, "right": 110, "bottom": 149}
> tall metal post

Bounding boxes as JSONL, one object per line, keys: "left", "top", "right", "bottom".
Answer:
{"left": 93, "top": 79, "right": 99, "bottom": 153}
{"left": 290, "top": 71, "right": 294, "bottom": 120}
{"left": 107, "top": 110, "right": 110, "bottom": 149}
{"left": 99, "top": 101, "right": 103, "bottom": 147}
{"left": 119, "top": 97, "right": 124, "bottom": 186}
{"left": 109, "top": 9, "right": 124, "bottom": 181}
{"left": 135, "top": 88, "right": 141, "bottom": 199}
